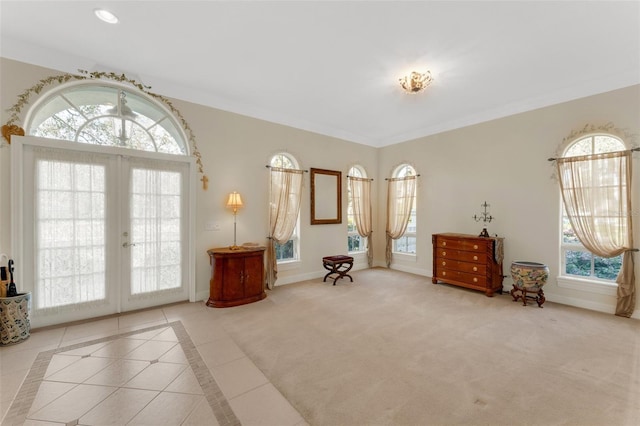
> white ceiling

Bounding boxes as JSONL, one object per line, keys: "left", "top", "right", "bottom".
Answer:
{"left": 1, "top": 1, "right": 639, "bottom": 147}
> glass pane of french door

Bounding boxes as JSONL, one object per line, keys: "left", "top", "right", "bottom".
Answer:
{"left": 36, "top": 157, "right": 108, "bottom": 308}
{"left": 120, "top": 158, "right": 189, "bottom": 311}
{"left": 22, "top": 145, "right": 118, "bottom": 327}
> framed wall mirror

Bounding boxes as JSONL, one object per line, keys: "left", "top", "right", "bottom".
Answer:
{"left": 310, "top": 168, "right": 342, "bottom": 225}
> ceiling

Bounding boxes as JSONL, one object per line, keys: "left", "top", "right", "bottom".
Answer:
{"left": 1, "top": 1, "right": 639, "bottom": 148}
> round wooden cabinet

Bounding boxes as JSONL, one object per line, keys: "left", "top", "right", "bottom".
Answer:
{"left": 206, "top": 247, "right": 266, "bottom": 308}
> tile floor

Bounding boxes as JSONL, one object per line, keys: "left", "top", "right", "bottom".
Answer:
{"left": 0, "top": 301, "right": 308, "bottom": 426}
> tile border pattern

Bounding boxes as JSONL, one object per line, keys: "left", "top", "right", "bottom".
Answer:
{"left": 2, "top": 321, "right": 240, "bottom": 426}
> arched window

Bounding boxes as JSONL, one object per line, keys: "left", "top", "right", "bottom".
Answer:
{"left": 270, "top": 152, "right": 300, "bottom": 262}
{"left": 560, "top": 134, "right": 627, "bottom": 281}
{"left": 347, "top": 165, "right": 367, "bottom": 253}
{"left": 26, "top": 82, "right": 188, "bottom": 154}
{"left": 270, "top": 152, "right": 297, "bottom": 170}
{"left": 393, "top": 164, "right": 417, "bottom": 254}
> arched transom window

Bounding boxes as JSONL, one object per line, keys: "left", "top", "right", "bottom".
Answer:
{"left": 27, "top": 82, "right": 188, "bottom": 154}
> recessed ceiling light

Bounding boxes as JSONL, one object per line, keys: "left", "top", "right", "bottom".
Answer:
{"left": 94, "top": 9, "right": 119, "bottom": 24}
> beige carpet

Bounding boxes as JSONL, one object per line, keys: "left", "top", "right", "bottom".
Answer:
{"left": 213, "top": 268, "right": 640, "bottom": 426}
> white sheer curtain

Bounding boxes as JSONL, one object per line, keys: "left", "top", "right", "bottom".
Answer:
{"left": 129, "top": 162, "right": 183, "bottom": 296}
{"left": 267, "top": 166, "right": 304, "bottom": 289}
{"left": 34, "top": 148, "right": 108, "bottom": 310}
{"left": 385, "top": 176, "right": 417, "bottom": 267}
{"left": 348, "top": 176, "right": 373, "bottom": 267}
{"left": 557, "top": 150, "right": 635, "bottom": 317}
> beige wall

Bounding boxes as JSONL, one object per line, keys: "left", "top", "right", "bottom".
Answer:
{"left": 376, "top": 84, "right": 640, "bottom": 317}
{"left": 0, "top": 58, "right": 378, "bottom": 304}
{"left": 171, "top": 95, "right": 378, "bottom": 299}
{"left": 2, "top": 57, "right": 639, "bottom": 318}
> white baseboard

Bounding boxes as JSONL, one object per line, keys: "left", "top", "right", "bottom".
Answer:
{"left": 545, "top": 293, "right": 640, "bottom": 320}
{"left": 275, "top": 262, "right": 369, "bottom": 287}
{"left": 387, "top": 264, "right": 431, "bottom": 277}
{"left": 196, "top": 290, "right": 209, "bottom": 302}
{"left": 545, "top": 293, "right": 615, "bottom": 315}
{"left": 370, "top": 260, "right": 432, "bottom": 278}
{"left": 384, "top": 266, "right": 640, "bottom": 321}
{"left": 275, "top": 271, "right": 322, "bottom": 286}
{"left": 199, "top": 266, "right": 639, "bottom": 320}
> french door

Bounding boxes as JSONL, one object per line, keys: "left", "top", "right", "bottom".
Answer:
{"left": 14, "top": 136, "right": 194, "bottom": 328}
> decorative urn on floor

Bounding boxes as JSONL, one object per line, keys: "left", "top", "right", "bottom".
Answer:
{"left": 510, "top": 261, "right": 549, "bottom": 307}
{"left": 0, "top": 259, "right": 31, "bottom": 345}
{"left": 0, "top": 292, "right": 31, "bottom": 345}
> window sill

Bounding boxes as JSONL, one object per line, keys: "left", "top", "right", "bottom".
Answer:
{"left": 557, "top": 275, "right": 617, "bottom": 296}
{"left": 276, "top": 260, "right": 300, "bottom": 271}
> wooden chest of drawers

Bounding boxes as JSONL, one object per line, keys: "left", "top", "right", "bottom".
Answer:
{"left": 432, "top": 233, "right": 504, "bottom": 297}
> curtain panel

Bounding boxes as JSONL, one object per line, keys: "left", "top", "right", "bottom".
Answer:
{"left": 348, "top": 176, "right": 373, "bottom": 267}
{"left": 557, "top": 150, "right": 635, "bottom": 317}
{"left": 385, "top": 176, "right": 417, "bottom": 267}
{"left": 266, "top": 167, "right": 304, "bottom": 290}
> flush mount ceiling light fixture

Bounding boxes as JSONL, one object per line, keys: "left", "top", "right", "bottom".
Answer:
{"left": 399, "top": 71, "right": 433, "bottom": 94}
{"left": 94, "top": 8, "right": 119, "bottom": 24}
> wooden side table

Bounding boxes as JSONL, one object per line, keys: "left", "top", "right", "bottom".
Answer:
{"left": 322, "top": 255, "right": 354, "bottom": 285}
{"left": 206, "top": 247, "right": 266, "bottom": 308}
{"left": 510, "top": 286, "right": 546, "bottom": 308}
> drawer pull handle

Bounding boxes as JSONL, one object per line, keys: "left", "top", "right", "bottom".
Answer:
{"left": 442, "top": 271, "right": 446, "bottom": 276}
{"left": 473, "top": 245, "right": 478, "bottom": 250}
{"left": 473, "top": 277, "right": 478, "bottom": 282}
{"left": 473, "top": 255, "right": 478, "bottom": 260}
{"left": 442, "top": 241, "right": 447, "bottom": 246}
{"left": 442, "top": 261, "right": 446, "bottom": 266}
{"left": 442, "top": 251, "right": 446, "bottom": 256}
{"left": 473, "top": 266, "right": 477, "bottom": 272}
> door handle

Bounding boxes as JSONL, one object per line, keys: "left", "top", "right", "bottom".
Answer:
{"left": 122, "top": 242, "right": 137, "bottom": 248}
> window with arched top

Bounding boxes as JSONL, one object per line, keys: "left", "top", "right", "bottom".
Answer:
{"left": 395, "top": 164, "right": 415, "bottom": 178}
{"left": 270, "top": 152, "right": 298, "bottom": 170}
{"left": 392, "top": 164, "right": 417, "bottom": 254}
{"left": 26, "top": 82, "right": 188, "bottom": 155}
{"left": 347, "top": 165, "right": 367, "bottom": 253}
{"left": 270, "top": 152, "right": 301, "bottom": 262}
{"left": 560, "top": 133, "right": 627, "bottom": 282}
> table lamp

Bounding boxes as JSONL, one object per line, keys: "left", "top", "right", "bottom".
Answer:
{"left": 226, "top": 191, "right": 244, "bottom": 250}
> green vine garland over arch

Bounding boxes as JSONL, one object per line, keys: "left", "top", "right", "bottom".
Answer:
{"left": 2, "top": 69, "right": 208, "bottom": 189}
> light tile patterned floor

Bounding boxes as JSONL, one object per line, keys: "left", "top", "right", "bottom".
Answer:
{"left": 0, "top": 302, "right": 307, "bottom": 426}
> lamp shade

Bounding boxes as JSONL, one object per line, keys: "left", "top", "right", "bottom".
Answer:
{"left": 226, "top": 192, "right": 244, "bottom": 211}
